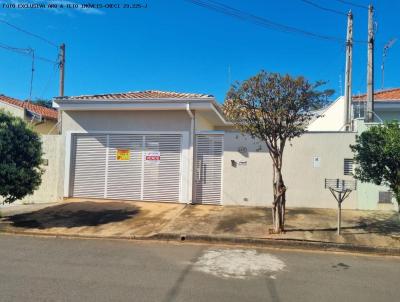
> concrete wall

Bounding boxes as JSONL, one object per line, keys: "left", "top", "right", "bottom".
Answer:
{"left": 10, "top": 135, "right": 64, "bottom": 204}
{"left": 0, "top": 102, "right": 24, "bottom": 119}
{"left": 195, "top": 112, "right": 215, "bottom": 130}
{"left": 33, "top": 120, "right": 58, "bottom": 135}
{"left": 375, "top": 109, "right": 400, "bottom": 122}
{"left": 353, "top": 119, "right": 398, "bottom": 211}
{"left": 307, "top": 97, "right": 345, "bottom": 131}
{"left": 62, "top": 110, "right": 192, "bottom": 133}
{"left": 222, "top": 131, "right": 358, "bottom": 209}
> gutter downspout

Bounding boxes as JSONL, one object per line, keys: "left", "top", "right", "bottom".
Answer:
{"left": 186, "top": 103, "right": 195, "bottom": 204}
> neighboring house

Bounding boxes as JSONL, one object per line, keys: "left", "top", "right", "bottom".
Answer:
{"left": 0, "top": 94, "right": 58, "bottom": 134}
{"left": 352, "top": 88, "right": 400, "bottom": 122}
{"left": 51, "top": 90, "right": 360, "bottom": 209}
{"left": 307, "top": 88, "right": 400, "bottom": 131}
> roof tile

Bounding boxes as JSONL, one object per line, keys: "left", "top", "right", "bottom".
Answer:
{"left": 0, "top": 95, "right": 58, "bottom": 120}
{"left": 61, "top": 90, "right": 213, "bottom": 101}
{"left": 353, "top": 88, "right": 400, "bottom": 101}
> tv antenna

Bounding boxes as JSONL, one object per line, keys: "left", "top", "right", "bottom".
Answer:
{"left": 381, "top": 38, "right": 397, "bottom": 89}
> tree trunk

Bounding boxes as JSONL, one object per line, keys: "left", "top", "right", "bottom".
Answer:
{"left": 272, "top": 160, "right": 286, "bottom": 233}
{"left": 394, "top": 189, "right": 400, "bottom": 221}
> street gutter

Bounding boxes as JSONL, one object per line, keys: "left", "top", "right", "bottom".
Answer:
{"left": 1, "top": 228, "right": 399, "bottom": 257}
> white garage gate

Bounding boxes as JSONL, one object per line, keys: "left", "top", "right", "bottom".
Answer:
{"left": 70, "top": 133, "right": 183, "bottom": 202}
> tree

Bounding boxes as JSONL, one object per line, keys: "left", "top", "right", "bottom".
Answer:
{"left": 223, "top": 70, "right": 332, "bottom": 233}
{"left": 351, "top": 121, "right": 400, "bottom": 216}
{"left": 0, "top": 110, "right": 44, "bottom": 203}
{"left": 34, "top": 99, "right": 53, "bottom": 108}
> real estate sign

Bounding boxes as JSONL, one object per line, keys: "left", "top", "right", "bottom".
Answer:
{"left": 145, "top": 151, "right": 160, "bottom": 163}
{"left": 116, "top": 149, "right": 130, "bottom": 161}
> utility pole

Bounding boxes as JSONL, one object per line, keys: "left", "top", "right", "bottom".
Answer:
{"left": 343, "top": 11, "right": 353, "bottom": 131}
{"left": 57, "top": 43, "right": 65, "bottom": 134}
{"left": 366, "top": 5, "right": 374, "bottom": 123}
{"left": 59, "top": 43, "right": 65, "bottom": 97}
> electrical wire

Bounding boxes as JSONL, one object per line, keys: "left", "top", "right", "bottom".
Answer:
{"left": 186, "top": 0, "right": 366, "bottom": 43}
{"left": 0, "top": 19, "right": 58, "bottom": 48}
{"left": 0, "top": 42, "right": 58, "bottom": 101}
{"left": 39, "top": 56, "right": 59, "bottom": 99}
{"left": 333, "top": 0, "right": 368, "bottom": 10}
{"left": 299, "top": 0, "right": 347, "bottom": 16}
{"left": 0, "top": 42, "right": 57, "bottom": 64}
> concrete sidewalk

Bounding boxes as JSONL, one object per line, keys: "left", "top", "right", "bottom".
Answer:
{"left": 1, "top": 199, "right": 399, "bottom": 253}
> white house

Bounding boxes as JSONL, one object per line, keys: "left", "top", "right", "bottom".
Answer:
{"left": 47, "top": 90, "right": 360, "bottom": 209}
{"left": 308, "top": 88, "right": 400, "bottom": 131}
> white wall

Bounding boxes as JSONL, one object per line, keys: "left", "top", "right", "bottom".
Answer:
{"left": 307, "top": 97, "right": 346, "bottom": 131}
{"left": 0, "top": 101, "right": 24, "bottom": 119}
{"left": 12, "top": 135, "right": 64, "bottom": 204}
{"left": 222, "top": 131, "right": 358, "bottom": 209}
{"left": 62, "top": 110, "right": 192, "bottom": 133}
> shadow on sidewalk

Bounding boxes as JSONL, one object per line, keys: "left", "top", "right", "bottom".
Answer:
{"left": 354, "top": 215, "right": 400, "bottom": 235}
{"left": 4, "top": 201, "right": 140, "bottom": 229}
{"left": 285, "top": 212, "right": 399, "bottom": 236}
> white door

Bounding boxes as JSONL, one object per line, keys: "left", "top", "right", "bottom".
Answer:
{"left": 195, "top": 134, "right": 223, "bottom": 205}
{"left": 70, "top": 133, "right": 182, "bottom": 202}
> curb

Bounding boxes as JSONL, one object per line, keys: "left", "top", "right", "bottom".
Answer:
{"left": 151, "top": 233, "right": 400, "bottom": 256}
{"left": 1, "top": 228, "right": 399, "bottom": 256}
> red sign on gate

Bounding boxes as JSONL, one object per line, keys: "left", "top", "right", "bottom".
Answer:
{"left": 144, "top": 151, "right": 160, "bottom": 162}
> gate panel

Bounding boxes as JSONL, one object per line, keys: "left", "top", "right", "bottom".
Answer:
{"left": 195, "top": 134, "right": 223, "bottom": 205}
{"left": 106, "top": 134, "right": 143, "bottom": 200}
{"left": 71, "top": 134, "right": 107, "bottom": 198}
{"left": 142, "top": 134, "right": 182, "bottom": 202}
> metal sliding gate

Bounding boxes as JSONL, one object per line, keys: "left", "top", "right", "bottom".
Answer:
{"left": 194, "top": 134, "right": 223, "bottom": 205}
{"left": 70, "top": 133, "right": 182, "bottom": 202}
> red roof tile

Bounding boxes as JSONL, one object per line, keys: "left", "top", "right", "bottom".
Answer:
{"left": 353, "top": 88, "right": 400, "bottom": 101}
{"left": 0, "top": 95, "right": 58, "bottom": 120}
{"left": 61, "top": 90, "right": 213, "bottom": 101}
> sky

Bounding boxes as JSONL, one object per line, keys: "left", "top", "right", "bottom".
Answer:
{"left": 0, "top": 0, "right": 399, "bottom": 104}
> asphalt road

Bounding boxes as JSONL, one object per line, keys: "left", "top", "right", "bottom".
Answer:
{"left": 0, "top": 234, "right": 399, "bottom": 302}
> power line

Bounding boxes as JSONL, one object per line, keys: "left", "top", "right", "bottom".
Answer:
{"left": 186, "top": 0, "right": 366, "bottom": 43}
{"left": 299, "top": 0, "right": 347, "bottom": 16}
{"left": 0, "top": 19, "right": 58, "bottom": 48}
{"left": 0, "top": 42, "right": 58, "bottom": 101}
{"left": 0, "top": 42, "right": 57, "bottom": 64}
{"left": 333, "top": 0, "right": 368, "bottom": 10}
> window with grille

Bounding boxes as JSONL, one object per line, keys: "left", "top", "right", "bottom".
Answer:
{"left": 344, "top": 159, "right": 353, "bottom": 175}
{"left": 378, "top": 191, "right": 392, "bottom": 204}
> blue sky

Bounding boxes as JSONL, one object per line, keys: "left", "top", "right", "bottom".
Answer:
{"left": 0, "top": 0, "right": 399, "bottom": 103}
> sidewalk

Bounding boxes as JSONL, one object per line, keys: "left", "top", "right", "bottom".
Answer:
{"left": 1, "top": 199, "right": 399, "bottom": 254}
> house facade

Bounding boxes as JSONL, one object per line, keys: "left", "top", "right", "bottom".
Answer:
{"left": 0, "top": 94, "right": 58, "bottom": 134}
{"left": 49, "top": 90, "right": 364, "bottom": 210}
{"left": 308, "top": 88, "right": 400, "bottom": 131}
{"left": 307, "top": 88, "right": 400, "bottom": 211}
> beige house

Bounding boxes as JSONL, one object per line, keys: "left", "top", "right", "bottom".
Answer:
{"left": 0, "top": 94, "right": 58, "bottom": 134}
{"left": 46, "top": 90, "right": 360, "bottom": 209}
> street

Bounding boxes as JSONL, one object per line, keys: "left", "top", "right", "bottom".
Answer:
{"left": 0, "top": 234, "right": 398, "bottom": 302}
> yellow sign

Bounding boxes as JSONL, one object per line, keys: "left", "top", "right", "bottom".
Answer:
{"left": 116, "top": 149, "right": 130, "bottom": 161}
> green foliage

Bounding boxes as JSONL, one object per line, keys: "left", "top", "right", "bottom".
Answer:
{"left": 0, "top": 110, "right": 44, "bottom": 203}
{"left": 34, "top": 99, "right": 53, "bottom": 109}
{"left": 223, "top": 70, "right": 333, "bottom": 232}
{"left": 223, "top": 70, "right": 332, "bottom": 145}
{"left": 351, "top": 121, "right": 400, "bottom": 206}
